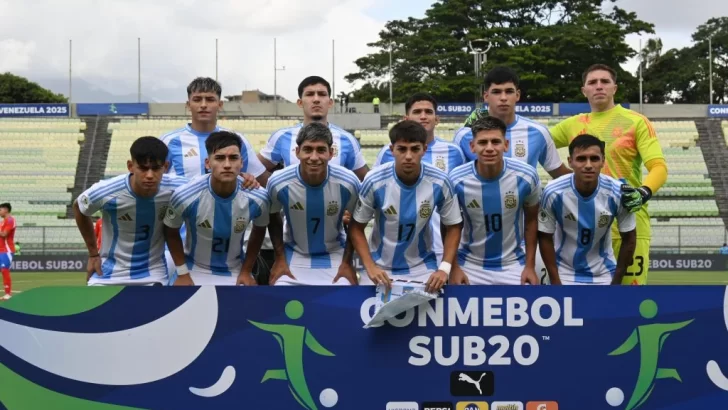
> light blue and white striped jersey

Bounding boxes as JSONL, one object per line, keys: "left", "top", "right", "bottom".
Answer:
{"left": 353, "top": 162, "right": 463, "bottom": 276}
{"left": 538, "top": 174, "right": 636, "bottom": 284}
{"left": 164, "top": 174, "right": 270, "bottom": 277}
{"left": 260, "top": 122, "right": 367, "bottom": 171}
{"left": 375, "top": 137, "right": 465, "bottom": 262}
{"left": 161, "top": 124, "right": 266, "bottom": 178}
{"left": 77, "top": 174, "right": 187, "bottom": 285}
{"left": 452, "top": 115, "right": 562, "bottom": 171}
{"left": 267, "top": 164, "right": 361, "bottom": 269}
{"left": 450, "top": 158, "right": 541, "bottom": 271}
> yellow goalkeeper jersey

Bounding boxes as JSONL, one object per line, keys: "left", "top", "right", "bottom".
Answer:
{"left": 550, "top": 105, "right": 665, "bottom": 239}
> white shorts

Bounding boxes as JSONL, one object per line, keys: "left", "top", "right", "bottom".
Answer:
{"left": 460, "top": 259, "right": 524, "bottom": 285}
{"left": 274, "top": 266, "right": 354, "bottom": 286}
{"left": 559, "top": 273, "right": 611, "bottom": 285}
{"left": 535, "top": 245, "right": 549, "bottom": 285}
{"left": 358, "top": 267, "right": 433, "bottom": 286}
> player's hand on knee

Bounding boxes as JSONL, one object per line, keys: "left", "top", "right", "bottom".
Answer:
{"left": 426, "top": 270, "right": 447, "bottom": 293}
{"left": 237, "top": 272, "right": 258, "bottom": 286}
{"left": 333, "top": 262, "right": 358, "bottom": 285}
{"left": 269, "top": 259, "right": 295, "bottom": 285}
{"left": 238, "top": 172, "right": 261, "bottom": 190}
{"left": 448, "top": 264, "right": 469, "bottom": 285}
{"left": 86, "top": 255, "right": 102, "bottom": 280}
{"left": 174, "top": 274, "right": 195, "bottom": 286}
{"left": 367, "top": 269, "right": 391, "bottom": 290}
{"left": 521, "top": 267, "right": 540, "bottom": 285}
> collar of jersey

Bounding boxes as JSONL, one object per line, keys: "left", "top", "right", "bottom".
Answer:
{"left": 471, "top": 159, "right": 507, "bottom": 182}
{"left": 295, "top": 164, "right": 329, "bottom": 189}
{"left": 506, "top": 115, "right": 521, "bottom": 130}
{"left": 569, "top": 174, "right": 601, "bottom": 202}
{"left": 206, "top": 174, "right": 239, "bottom": 201}
{"left": 588, "top": 104, "right": 622, "bottom": 119}
{"left": 124, "top": 174, "right": 158, "bottom": 200}
{"left": 186, "top": 123, "right": 219, "bottom": 137}
{"left": 393, "top": 163, "right": 424, "bottom": 190}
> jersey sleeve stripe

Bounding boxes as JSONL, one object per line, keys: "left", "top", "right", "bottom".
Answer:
{"left": 160, "top": 127, "right": 186, "bottom": 143}
{"left": 542, "top": 179, "right": 571, "bottom": 199}
{"left": 171, "top": 179, "right": 207, "bottom": 208}
{"left": 88, "top": 179, "right": 126, "bottom": 202}
{"left": 267, "top": 166, "right": 297, "bottom": 186}
{"left": 330, "top": 168, "right": 361, "bottom": 189}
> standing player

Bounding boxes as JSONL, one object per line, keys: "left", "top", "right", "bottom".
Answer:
{"left": 453, "top": 67, "right": 570, "bottom": 177}
{"left": 549, "top": 64, "right": 667, "bottom": 285}
{"left": 258, "top": 76, "right": 369, "bottom": 181}
{"left": 538, "top": 135, "right": 636, "bottom": 285}
{"left": 74, "top": 137, "right": 186, "bottom": 286}
{"left": 349, "top": 120, "right": 463, "bottom": 292}
{"left": 266, "top": 123, "right": 361, "bottom": 286}
{"left": 374, "top": 92, "right": 465, "bottom": 263}
{"left": 0, "top": 203, "right": 16, "bottom": 300}
{"left": 161, "top": 77, "right": 268, "bottom": 184}
{"left": 449, "top": 117, "right": 541, "bottom": 285}
{"left": 164, "top": 131, "right": 269, "bottom": 286}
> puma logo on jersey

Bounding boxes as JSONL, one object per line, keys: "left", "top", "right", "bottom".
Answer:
{"left": 466, "top": 199, "right": 481, "bottom": 209}
{"left": 383, "top": 205, "right": 397, "bottom": 216}
{"left": 290, "top": 202, "right": 304, "bottom": 211}
{"left": 184, "top": 148, "right": 199, "bottom": 158}
{"left": 197, "top": 219, "right": 212, "bottom": 229}
{"left": 118, "top": 213, "right": 133, "bottom": 222}
{"left": 565, "top": 213, "right": 576, "bottom": 221}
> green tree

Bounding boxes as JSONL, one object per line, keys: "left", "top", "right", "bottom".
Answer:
{"left": 345, "top": 0, "right": 654, "bottom": 103}
{"left": 0, "top": 72, "right": 67, "bottom": 104}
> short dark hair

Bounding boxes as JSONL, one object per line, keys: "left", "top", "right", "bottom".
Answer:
{"left": 205, "top": 131, "right": 242, "bottom": 155}
{"left": 0, "top": 203, "right": 11, "bottom": 213}
{"left": 484, "top": 66, "right": 520, "bottom": 89}
{"left": 296, "top": 122, "right": 333, "bottom": 146}
{"left": 405, "top": 92, "right": 438, "bottom": 114}
{"left": 582, "top": 64, "right": 617, "bottom": 84}
{"left": 389, "top": 120, "right": 427, "bottom": 145}
{"left": 470, "top": 116, "right": 507, "bottom": 140}
{"left": 569, "top": 134, "right": 605, "bottom": 156}
{"left": 130, "top": 136, "right": 168, "bottom": 165}
{"left": 187, "top": 77, "right": 222, "bottom": 98}
{"left": 298, "top": 76, "right": 331, "bottom": 98}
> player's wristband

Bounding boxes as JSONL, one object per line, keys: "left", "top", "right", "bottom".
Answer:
{"left": 439, "top": 262, "right": 452, "bottom": 275}
{"left": 176, "top": 264, "right": 190, "bottom": 276}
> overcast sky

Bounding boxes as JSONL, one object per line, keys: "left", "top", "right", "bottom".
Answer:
{"left": 0, "top": 0, "right": 725, "bottom": 103}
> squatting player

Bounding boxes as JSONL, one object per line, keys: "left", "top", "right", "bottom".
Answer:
{"left": 164, "top": 131, "right": 269, "bottom": 286}
{"left": 449, "top": 116, "right": 541, "bottom": 285}
{"left": 74, "top": 137, "right": 186, "bottom": 286}
{"left": 538, "top": 135, "right": 636, "bottom": 285}
{"left": 374, "top": 92, "right": 465, "bottom": 263}
{"left": 349, "top": 120, "right": 463, "bottom": 293}
{"left": 266, "top": 123, "right": 361, "bottom": 286}
{"left": 0, "top": 203, "right": 16, "bottom": 300}
{"left": 549, "top": 64, "right": 667, "bottom": 285}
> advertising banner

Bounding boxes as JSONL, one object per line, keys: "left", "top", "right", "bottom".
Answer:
{"left": 649, "top": 254, "right": 728, "bottom": 272}
{"left": 0, "top": 103, "right": 69, "bottom": 117}
{"left": 559, "top": 102, "right": 630, "bottom": 116}
{"left": 1, "top": 286, "right": 728, "bottom": 409}
{"left": 10, "top": 254, "right": 86, "bottom": 272}
{"left": 708, "top": 105, "right": 728, "bottom": 118}
{"left": 76, "top": 103, "right": 149, "bottom": 116}
{"left": 437, "top": 103, "right": 476, "bottom": 116}
{"left": 437, "top": 103, "right": 554, "bottom": 117}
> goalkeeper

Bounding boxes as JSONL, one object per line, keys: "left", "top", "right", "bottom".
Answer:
{"left": 548, "top": 64, "right": 667, "bottom": 285}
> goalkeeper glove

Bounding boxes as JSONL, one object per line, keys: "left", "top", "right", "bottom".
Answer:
{"left": 620, "top": 184, "right": 652, "bottom": 213}
{"left": 463, "top": 108, "right": 489, "bottom": 127}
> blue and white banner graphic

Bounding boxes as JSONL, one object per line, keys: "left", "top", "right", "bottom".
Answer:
{"left": 559, "top": 102, "right": 631, "bottom": 116}
{"left": 76, "top": 103, "right": 149, "bottom": 116}
{"left": 437, "top": 103, "right": 476, "bottom": 116}
{"left": 708, "top": 105, "right": 728, "bottom": 118}
{"left": 0, "top": 103, "right": 69, "bottom": 117}
{"left": 2, "top": 286, "right": 728, "bottom": 409}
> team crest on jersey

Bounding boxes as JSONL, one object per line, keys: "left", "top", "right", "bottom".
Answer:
{"left": 158, "top": 206, "right": 169, "bottom": 221}
{"left": 435, "top": 156, "right": 446, "bottom": 171}
{"left": 538, "top": 210, "right": 550, "bottom": 223}
{"left": 80, "top": 194, "right": 89, "bottom": 207}
{"left": 504, "top": 191, "right": 517, "bottom": 209}
{"left": 331, "top": 143, "right": 339, "bottom": 158}
{"left": 419, "top": 200, "right": 433, "bottom": 219}
{"left": 598, "top": 212, "right": 611, "bottom": 228}
{"left": 514, "top": 142, "right": 526, "bottom": 157}
{"left": 166, "top": 206, "right": 175, "bottom": 220}
{"left": 327, "top": 201, "right": 339, "bottom": 216}
{"left": 234, "top": 216, "right": 247, "bottom": 233}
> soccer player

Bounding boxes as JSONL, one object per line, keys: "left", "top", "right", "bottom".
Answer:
{"left": 164, "top": 131, "right": 269, "bottom": 286}
{"left": 538, "top": 134, "right": 636, "bottom": 285}
{"left": 0, "top": 203, "right": 16, "bottom": 300}
{"left": 349, "top": 120, "right": 463, "bottom": 292}
{"left": 374, "top": 92, "right": 465, "bottom": 263}
{"left": 549, "top": 64, "right": 667, "bottom": 285}
{"left": 454, "top": 67, "right": 570, "bottom": 177}
{"left": 449, "top": 116, "right": 541, "bottom": 285}
{"left": 258, "top": 76, "right": 369, "bottom": 181}
{"left": 161, "top": 77, "right": 268, "bottom": 184}
{"left": 266, "top": 122, "right": 361, "bottom": 286}
{"left": 74, "top": 137, "right": 186, "bottom": 286}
